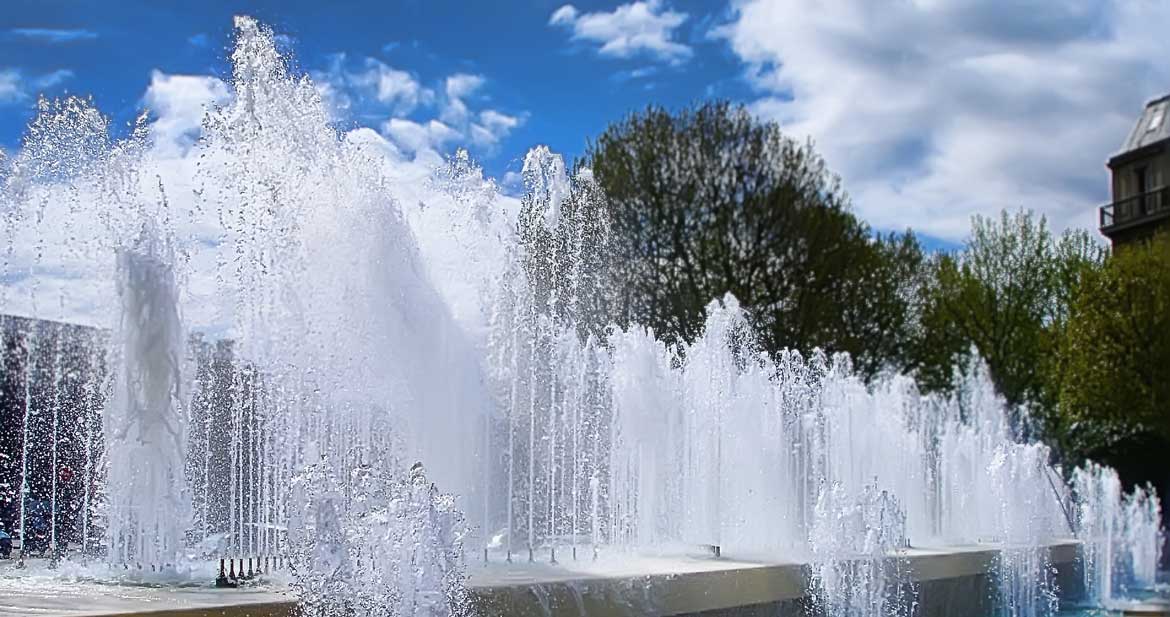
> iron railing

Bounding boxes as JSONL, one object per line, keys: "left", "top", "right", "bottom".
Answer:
{"left": 1100, "top": 186, "right": 1170, "bottom": 230}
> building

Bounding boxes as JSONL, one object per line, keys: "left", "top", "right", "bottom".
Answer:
{"left": 0, "top": 314, "right": 257, "bottom": 554}
{"left": 1100, "top": 94, "right": 1170, "bottom": 246}
{"left": 0, "top": 315, "right": 105, "bottom": 552}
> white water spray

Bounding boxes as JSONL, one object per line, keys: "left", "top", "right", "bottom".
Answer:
{"left": 104, "top": 228, "right": 188, "bottom": 566}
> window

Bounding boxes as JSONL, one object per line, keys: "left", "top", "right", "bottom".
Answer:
{"left": 1136, "top": 166, "right": 1148, "bottom": 192}
{"left": 1148, "top": 109, "right": 1164, "bottom": 132}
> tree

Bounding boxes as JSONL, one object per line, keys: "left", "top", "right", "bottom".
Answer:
{"left": 908, "top": 210, "right": 1103, "bottom": 427}
{"left": 1061, "top": 233, "right": 1170, "bottom": 452}
{"left": 586, "top": 101, "right": 920, "bottom": 380}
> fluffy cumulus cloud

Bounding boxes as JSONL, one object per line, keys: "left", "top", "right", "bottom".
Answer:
{"left": 445, "top": 73, "right": 485, "bottom": 100}
{"left": 142, "top": 70, "right": 231, "bottom": 155}
{"left": 717, "top": 0, "right": 1170, "bottom": 240}
{"left": 351, "top": 59, "right": 432, "bottom": 115}
{"left": 312, "top": 58, "right": 523, "bottom": 159}
{"left": 550, "top": 0, "right": 692, "bottom": 64}
{"left": 382, "top": 118, "right": 461, "bottom": 154}
{"left": 471, "top": 109, "right": 522, "bottom": 148}
{"left": 313, "top": 54, "right": 433, "bottom": 118}
{"left": 431, "top": 73, "right": 525, "bottom": 151}
{"left": 440, "top": 72, "right": 485, "bottom": 125}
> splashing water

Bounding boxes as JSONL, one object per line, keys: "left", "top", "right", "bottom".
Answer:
{"left": 105, "top": 226, "right": 189, "bottom": 567}
{"left": 287, "top": 461, "right": 471, "bottom": 617}
{"left": 808, "top": 482, "right": 916, "bottom": 617}
{"left": 2, "top": 16, "right": 483, "bottom": 609}
{"left": 0, "top": 14, "right": 1162, "bottom": 617}
{"left": 1072, "top": 463, "right": 1164, "bottom": 604}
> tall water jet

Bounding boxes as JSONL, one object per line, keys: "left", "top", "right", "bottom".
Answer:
{"left": 1073, "top": 462, "right": 1164, "bottom": 604}
{"left": 104, "top": 226, "right": 189, "bottom": 567}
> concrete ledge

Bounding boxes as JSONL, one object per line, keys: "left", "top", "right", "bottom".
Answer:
{"left": 0, "top": 541, "right": 1082, "bottom": 617}
{"left": 473, "top": 542, "right": 1081, "bottom": 616}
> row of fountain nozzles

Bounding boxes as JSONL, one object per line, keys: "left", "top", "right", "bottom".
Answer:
{"left": 492, "top": 545, "right": 601, "bottom": 564}
{"left": 485, "top": 543, "right": 721, "bottom": 565}
{"left": 215, "top": 555, "right": 284, "bottom": 588}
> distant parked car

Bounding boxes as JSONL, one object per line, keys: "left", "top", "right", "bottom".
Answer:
{"left": 0, "top": 524, "right": 11, "bottom": 559}
{"left": 20, "top": 499, "right": 51, "bottom": 557}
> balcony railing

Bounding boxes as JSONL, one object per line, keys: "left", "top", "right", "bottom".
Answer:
{"left": 1100, "top": 186, "right": 1170, "bottom": 231}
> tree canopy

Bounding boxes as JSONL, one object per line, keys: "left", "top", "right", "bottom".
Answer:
{"left": 586, "top": 101, "right": 920, "bottom": 380}
{"left": 1060, "top": 233, "right": 1170, "bottom": 451}
{"left": 908, "top": 211, "right": 1103, "bottom": 413}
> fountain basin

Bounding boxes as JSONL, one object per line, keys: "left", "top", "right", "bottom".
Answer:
{"left": 1, "top": 541, "right": 1080, "bottom": 616}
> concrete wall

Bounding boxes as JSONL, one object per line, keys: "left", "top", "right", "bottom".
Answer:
{"left": 473, "top": 543, "right": 1081, "bottom": 617}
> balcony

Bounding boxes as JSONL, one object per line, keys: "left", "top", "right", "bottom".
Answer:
{"left": 1100, "top": 186, "right": 1170, "bottom": 234}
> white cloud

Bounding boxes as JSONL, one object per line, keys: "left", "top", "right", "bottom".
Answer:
{"left": 441, "top": 73, "right": 486, "bottom": 126}
{"left": 311, "top": 59, "right": 524, "bottom": 160}
{"left": 467, "top": 108, "right": 528, "bottom": 149}
{"left": 0, "top": 67, "right": 75, "bottom": 105}
{"left": 0, "top": 69, "right": 22, "bottom": 104}
{"left": 550, "top": 5, "right": 580, "bottom": 26}
{"left": 549, "top": 0, "right": 692, "bottom": 64}
{"left": 34, "top": 69, "right": 73, "bottom": 89}
{"left": 717, "top": 0, "right": 1170, "bottom": 240}
{"left": 142, "top": 70, "right": 231, "bottom": 155}
{"left": 470, "top": 109, "right": 524, "bottom": 149}
{"left": 382, "top": 118, "right": 461, "bottom": 154}
{"left": 352, "top": 58, "right": 431, "bottom": 115}
{"left": 479, "top": 109, "right": 520, "bottom": 135}
{"left": 468, "top": 124, "right": 495, "bottom": 149}
{"left": 8, "top": 28, "right": 98, "bottom": 44}
{"left": 500, "top": 170, "right": 525, "bottom": 195}
{"left": 312, "top": 55, "right": 433, "bottom": 119}
{"left": 445, "top": 73, "right": 485, "bottom": 100}
{"left": 612, "top": 65, "right": 658, "bottom": 82}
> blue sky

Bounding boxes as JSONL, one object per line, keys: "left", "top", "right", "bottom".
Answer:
{"left": 1, "top": 1, "right": 753, "bottom": 186}
{"left": 3, "top": 0, "right": 1170, "bottom": 246}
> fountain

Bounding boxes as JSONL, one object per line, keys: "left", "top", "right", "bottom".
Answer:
{"left": 0, "top": 15, "right": 1163, "bottom": 617}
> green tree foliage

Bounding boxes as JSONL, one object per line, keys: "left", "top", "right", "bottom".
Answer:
{"left": 586, "top": 101, "right": 921, "bottom": 380}
{"left": 1061, "top": 233, "right": 1170, "bottom": 451}
{"left": 909, "top": 210, "right": 1104, "bottom": 426}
